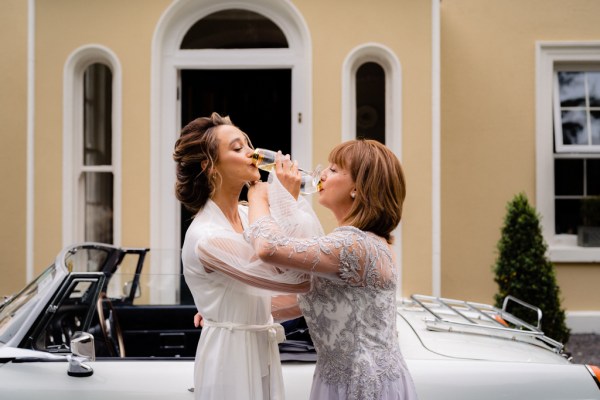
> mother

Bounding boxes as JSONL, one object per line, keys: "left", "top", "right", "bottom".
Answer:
{"left": 246, "top": 139, "right": 418, "bottom": 400}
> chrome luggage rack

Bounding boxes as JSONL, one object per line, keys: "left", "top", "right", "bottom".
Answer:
{"left": 403, "top": 294, "right": 564, "bottom": 354}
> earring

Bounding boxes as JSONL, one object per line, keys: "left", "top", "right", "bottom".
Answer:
{"left": 350, "top": 191, "right": 356, "bottom": 199}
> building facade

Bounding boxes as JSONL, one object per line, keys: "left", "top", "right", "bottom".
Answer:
{"left": 1, "top": 0, "right": 599, "bottom": 332}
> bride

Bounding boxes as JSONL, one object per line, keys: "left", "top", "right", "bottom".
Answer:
{"left": 173, "top": 112, "right": 322, "bottom": 400}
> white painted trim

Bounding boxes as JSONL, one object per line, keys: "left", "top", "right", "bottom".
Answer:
{"left": 26, "top": 0, "right": 35, "bottom": 282}
{"left": 431, "top": 0, "right": 441, "bottom": 297}
{"left": 62, "top": 45, "right": 122, "bottom": 246}
{"left": 151, "top": 0, "right": 313, "bottom": 269}
{"left": 536, "top": 42, "right": 600, "bottom": 263}
{"left": 341, "top": 43, "right": 404, "bottom": 294}
{"left": 566, "top": 311, "right": 600, "bottom": 334}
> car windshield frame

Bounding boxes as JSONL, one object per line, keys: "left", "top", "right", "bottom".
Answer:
{"left": 0, "top": 265, "right": 57, "bottom": 344}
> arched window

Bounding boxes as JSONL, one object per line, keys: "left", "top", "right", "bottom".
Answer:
{"left": 342, "top": 43, "right": 402, "bottom": 153}
{"left": 181, "top": 9, "right": 288, "bottom": 49}
{"left": 342, "top": 43, "right": 403, "bottom": 291}
{"left": 356, "top": 62, "right": 386, "bottom": 143}
{"left": 63, "top": 45, "right": 121, "bottom": 246}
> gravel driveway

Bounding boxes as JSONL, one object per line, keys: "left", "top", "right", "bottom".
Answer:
{"left": 565, "top": 333, "right": 600, "bottom": 365}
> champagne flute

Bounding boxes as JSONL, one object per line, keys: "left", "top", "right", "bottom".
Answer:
{"left": 251, "top": 148, "right": 321, "bottom": 195}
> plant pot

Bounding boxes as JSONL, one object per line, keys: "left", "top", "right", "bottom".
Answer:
{"left": 577, "top": 226, "right": 600, "bottom": 247}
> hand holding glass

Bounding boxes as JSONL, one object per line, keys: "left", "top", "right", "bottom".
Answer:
{"left": 251, "top": 148, "right": 321, "bottom": 195}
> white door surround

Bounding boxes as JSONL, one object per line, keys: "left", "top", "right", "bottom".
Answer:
{"left": 150, "top": 0, "right": 312, "bottom": 264}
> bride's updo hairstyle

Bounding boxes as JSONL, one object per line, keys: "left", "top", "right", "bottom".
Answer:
{"left": 330, "top": 139, "right": 406, "bottom": 244}
{"left": 173, "top": 112, "right": 240, "bottom": 213}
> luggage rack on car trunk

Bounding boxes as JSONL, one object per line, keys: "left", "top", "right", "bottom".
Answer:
{"left": 405, "top": 294, "right": 564, "bottom": 353}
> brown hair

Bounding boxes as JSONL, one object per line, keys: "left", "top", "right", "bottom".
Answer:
{"left": 329, "top": 139, "right": 406, "bottom": 244}
{"left": 173, "top": 112, "right": 239, "bottom": 213}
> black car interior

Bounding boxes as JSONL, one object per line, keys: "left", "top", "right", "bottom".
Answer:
{"left": 21, "top": 244, "right": 314, "bottom": 361}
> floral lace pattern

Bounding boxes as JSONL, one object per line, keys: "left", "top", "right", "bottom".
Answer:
{"left": 245, "top": 217, "right": 413, "bottom": 400}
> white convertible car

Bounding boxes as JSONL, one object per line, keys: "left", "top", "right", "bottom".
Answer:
{"left": 1, "top": 243, "right": 599, "bottom": 399}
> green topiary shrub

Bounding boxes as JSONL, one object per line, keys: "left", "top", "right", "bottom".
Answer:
{"left": 493, "top": 192, "right": 570, "bottom": 344}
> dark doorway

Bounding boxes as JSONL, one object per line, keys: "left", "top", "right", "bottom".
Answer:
{"left": 179, "top": 69, "right": 292, "bottom": 303}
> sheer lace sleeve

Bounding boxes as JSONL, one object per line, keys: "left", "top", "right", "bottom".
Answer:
{"left": 267, "top": 172, "right": 324, "bottom": 239}
{"left": 195, "top": 223, "right": 310, "bottom": 294}
{"left": 245, "top": 217, "right": 362, "bottom": 284}
{"left": 192, "top": 172, "right": 325, "bottom": 294}
{"left": 245, "top": 217, "right": 398, "bottom": 287}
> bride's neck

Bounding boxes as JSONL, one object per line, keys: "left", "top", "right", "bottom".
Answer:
{"left": 211, "top": 189, "right": 243, "bottom": 230}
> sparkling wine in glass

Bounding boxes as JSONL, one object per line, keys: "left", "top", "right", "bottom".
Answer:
{"left": 251, "top": 148, "right": 321, "bottom": 195}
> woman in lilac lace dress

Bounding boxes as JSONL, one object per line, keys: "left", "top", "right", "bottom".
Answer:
{"left": 245, "top": 139, "right": 418, "bottom": 400}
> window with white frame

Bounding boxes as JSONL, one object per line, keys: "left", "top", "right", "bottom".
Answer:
{"left": 341, "top": 43, "right": 403, "bottom": 287}
{"left": 64, "top": 45, "right": 121, "bottom": 247}
{"left": 554, "top": 69, "right": 600, "bottom": 235}
{"left": 554, "top": 70, "right": 600, "bottom": 152}
{"left": 342, "top": 43, "right": 401, "bottom": 152}
{"left": 537, "top": 43, "right": 600, "bottom": 261}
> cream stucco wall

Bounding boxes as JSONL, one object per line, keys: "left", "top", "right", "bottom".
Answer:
{"left": 3, "top": 0, "right": 596, "bottom": 315}
{"left": 296, "top": 0, "right": 433, "bottom": 296}
{"left": 441, "top": 0, "right": 600, "bottom": 309}
{"left": 0, "top": 0, "right": 28, "bottom": 296}
{"left": 33, "top": 0, "right": 170, "bottom": 277}
{"left": 25, "top": 0, "right": 434, "bottom": 298}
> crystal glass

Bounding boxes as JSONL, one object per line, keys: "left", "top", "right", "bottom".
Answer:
{"left": 251, "top": 148, "right": 321, "bottom": 195}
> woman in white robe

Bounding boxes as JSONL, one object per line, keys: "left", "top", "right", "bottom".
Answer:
{"left": 173, "top": 113, "right": 322, "bottom": 400}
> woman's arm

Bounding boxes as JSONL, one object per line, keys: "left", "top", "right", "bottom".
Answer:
{"left": 196, "top": 229, "right": 311, "bottom": 293}
{"left": 271, "top": 294, "right": 303, "bottom": 322}
{"left": 246, "top": 183, "right": 367, "bottom": 283}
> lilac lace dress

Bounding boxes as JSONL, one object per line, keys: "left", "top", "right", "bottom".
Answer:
{"left": 245, "top": 218, "right": 418, "bottom": 400}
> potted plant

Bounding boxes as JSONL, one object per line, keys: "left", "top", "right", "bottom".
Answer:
{"left": 577, "top": 196, "right": 600, "bottom": 247}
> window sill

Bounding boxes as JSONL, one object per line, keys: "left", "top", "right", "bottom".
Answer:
{"left": 548, "top": 234, "right": 600, "bottom": 263}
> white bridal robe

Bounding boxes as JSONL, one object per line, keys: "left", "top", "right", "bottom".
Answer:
{"left": 181, "top": 175, "right": 323, "bottom": 400}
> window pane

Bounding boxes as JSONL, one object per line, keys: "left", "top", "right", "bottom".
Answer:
{"left": 83, "top": 63, "right": 112, "bottom": 166}
{"left": 356, "top": 62, "right": 385, "bottom": 144}
{"left": 558, "top": 71, "right": 586, "bottom": 107}
{"left": 84, "top": 172, "right": 113, "bottom": 244}
{"left": 561, "top": 110, "right": 588, "bottom": 145}
{"left": 180, "top": 9, "right": 288, "bottom": 49}
{"left": 588, "top": 159, "right": 600, "bottom": 195}
{"left": 65, "top": 247, "right": 111, "bottom": 273}
{"left": 555, "top": 198, "right": 581, "bottom": 234}
{"left": 555, "top": 159, "right": 584, "bottom": 195}
{"left": 588, "top": 72, "right": 600, "bottom": 107}
{"left": 591, "top": 111, "right": 600, "bottom": 145}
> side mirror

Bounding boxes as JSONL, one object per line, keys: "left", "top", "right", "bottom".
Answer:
{"left": 67, "top": 331, "right": 95, "bottom": 377}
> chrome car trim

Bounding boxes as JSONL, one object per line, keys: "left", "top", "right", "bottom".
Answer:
{"left": 67, "top": 332, "right": 95, "bottom": 377}
{"left": 407, "top": 294, "right": 564, "bottom": 353}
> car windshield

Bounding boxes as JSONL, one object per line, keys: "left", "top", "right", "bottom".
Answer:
{"left": 0, "top": 265, "right": 57, "bottom": 344}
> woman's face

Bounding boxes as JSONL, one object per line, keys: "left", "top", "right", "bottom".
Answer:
{"left": 213, "top": 125, "right": 260, "bottom": 188}
{"left": 317, "top": 162, "right": 355, "bottom": 215}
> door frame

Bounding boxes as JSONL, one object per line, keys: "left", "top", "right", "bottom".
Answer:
{"left": 150, "top": 0, "right": 312, "bottom": 282}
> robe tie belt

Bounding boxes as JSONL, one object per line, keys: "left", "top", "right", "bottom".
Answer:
{"left": 202, "top": 319, "right": 286, "bottom": 344}
{"left": 202, "top": 317, "right": 286, "bottom": 400}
